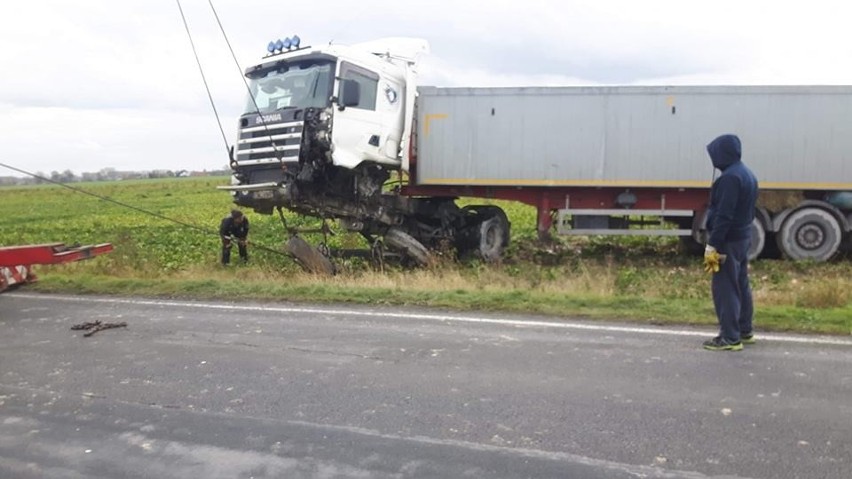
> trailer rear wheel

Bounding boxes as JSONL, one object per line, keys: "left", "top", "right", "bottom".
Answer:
{"left": 777, "top": 207, "right": 842, "bottom": 261}
{"left": 385, "top": 228, "right": 432, "bottom": 267}
{"left": 286, "top": 236, "right": 335, "bottom": 275}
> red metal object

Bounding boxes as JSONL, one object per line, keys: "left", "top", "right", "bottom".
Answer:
{"left": 0, "top": 243, "right": 113, "bottom": 292}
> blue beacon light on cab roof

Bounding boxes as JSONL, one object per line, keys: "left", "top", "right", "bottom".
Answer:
{"left": 267, "top": 35, "right": 302, "bottom": 53}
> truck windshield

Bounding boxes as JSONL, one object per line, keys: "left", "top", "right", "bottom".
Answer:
{"left": 244, "top": 60, "right": 333, "bottom": 115}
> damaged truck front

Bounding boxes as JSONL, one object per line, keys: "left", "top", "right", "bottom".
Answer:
{"left": 221, "top": 38, "right": 509, "bottom": 270}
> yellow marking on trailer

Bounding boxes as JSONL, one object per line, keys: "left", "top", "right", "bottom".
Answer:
{"left": 417, "top": 178, "right": 852, "bottom": 190}
{"left": 420, "top": 178, "right": 710, "bottom": 187}
{"left": 423, "top": 113, "right": 449, "bottom": 137}
{"left": 759, "top": 181, "right": 852, "bottom": 189}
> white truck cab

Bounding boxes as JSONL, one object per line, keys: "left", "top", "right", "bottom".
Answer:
{"left": 225, "top": 37, "right": 428, "bottom": 216}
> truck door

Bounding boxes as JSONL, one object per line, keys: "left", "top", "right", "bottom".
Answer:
{"left": 332, "top": 61, "right": 403, "bottom": 169}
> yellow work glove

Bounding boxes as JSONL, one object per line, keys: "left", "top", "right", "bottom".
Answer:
{"left": 703, "top": 245, "right": 722, "bottom": 274}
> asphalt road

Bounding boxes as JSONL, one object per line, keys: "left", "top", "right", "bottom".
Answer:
{"left": 1, "top": 293, "right": 851, "bottom": 479}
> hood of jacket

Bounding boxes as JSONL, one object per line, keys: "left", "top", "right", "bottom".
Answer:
{"left": 707, "top": 134, "right": 742, "bottom": 171}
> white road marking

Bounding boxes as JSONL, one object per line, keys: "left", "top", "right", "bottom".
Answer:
{"left": 283, "top": 420, "right": 724, "bottom": 479}
{"left": 7, "top": 293, "right": 852, "bottom": 346}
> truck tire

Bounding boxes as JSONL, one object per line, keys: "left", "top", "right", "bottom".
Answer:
{"left": 776, "top": 207, "right": 842, "bottom": 261}
{"left": 286, "top": 236, "right": 335, "bottom": 275}
{"left": 465, "top": 205, "right": 511, "bottom": 247}
{"left": 462, "top": 205, "right": 510, "bottom": 262}
{"left": 476, "top": 215, "right": 509, "bottom": 262}
{"left": 384, "top": 228, "right": 432, "bottom": 267}
{"left": 681, "top": 217, "right": 764, "bottom": 261}
{"left": 747, "top": 217, "right": 766, "bottom": 261}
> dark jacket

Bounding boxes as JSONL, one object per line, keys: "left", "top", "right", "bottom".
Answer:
{"left": 706, "top": 134, "right": 759, "bottom": 249}
{"left": 220, "top": 216, "right": 249, "bottom": 239}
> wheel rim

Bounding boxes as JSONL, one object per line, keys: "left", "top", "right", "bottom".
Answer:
{"left": 795, "top": 224, "right": 825, "bottom": 250}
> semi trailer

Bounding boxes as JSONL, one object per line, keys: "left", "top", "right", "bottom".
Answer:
{"left": 221, "top": 37, "right": 852, "bottom": 270}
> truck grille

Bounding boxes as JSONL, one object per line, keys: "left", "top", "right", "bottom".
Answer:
{"left": 235, "top": 120, "right": 303, "bottom": 165}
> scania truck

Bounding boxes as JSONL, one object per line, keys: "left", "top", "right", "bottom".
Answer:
{"left": 221, "top": 36, "right": 852, "bottom": 271}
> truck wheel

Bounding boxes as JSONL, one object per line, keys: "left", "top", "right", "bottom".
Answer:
{"left": 384, "top": 228, "right": 432, "bottom": 267}
{"left": 286, "top": 236, "right": 335, "bottom": 275}
{"left": 692, "top": 211, "right": 767, "bottom": 260}
{"left": 747, "top": 217, "right": 766, "bottom": 261}
{"left": 476, "top": 215, "right": 509, "bottom": 262}
{"left": 465, "top": 205, "right": 511, "bottom": 247}
{"left": 462, "top": 205, "right": 510, "bottom": 262}
{"left": 777, "top": 207, "right": 842, "bottom": 261}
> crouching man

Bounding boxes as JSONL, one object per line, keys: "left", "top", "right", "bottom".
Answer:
{"left": 220, "top": 209, "right": 249, "bottom": 265}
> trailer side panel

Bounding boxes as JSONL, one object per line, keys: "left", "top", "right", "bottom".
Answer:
{"left": 415, "top": 85, "right": 852, "bottom": 190}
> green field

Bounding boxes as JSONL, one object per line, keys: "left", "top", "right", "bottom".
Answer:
{"left": 1, "top": 176, "right": 850, "bottom": 335}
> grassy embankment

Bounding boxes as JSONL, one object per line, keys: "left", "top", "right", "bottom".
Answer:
{"left": 1, "top": 177, "right": 849, "bottom": 335}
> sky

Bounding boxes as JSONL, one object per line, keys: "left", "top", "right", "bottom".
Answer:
{"left": 1, "top": 0, "right": 851, "bottom": 176}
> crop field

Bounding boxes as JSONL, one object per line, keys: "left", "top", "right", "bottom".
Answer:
{"left": 1, "top": 176, "right": 850, "bottom": 335}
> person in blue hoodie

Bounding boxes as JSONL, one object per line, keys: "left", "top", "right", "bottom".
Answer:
{"left": 703, "top": 134, "right": 759, "bottom": 351}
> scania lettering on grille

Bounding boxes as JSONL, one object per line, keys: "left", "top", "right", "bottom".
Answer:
{"left": 255, "top": 113, "right": 283, "bottom": 124}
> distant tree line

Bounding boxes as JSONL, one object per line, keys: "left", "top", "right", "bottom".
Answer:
{"left": 0, "top": 167, "right": 231, "bottom": 186}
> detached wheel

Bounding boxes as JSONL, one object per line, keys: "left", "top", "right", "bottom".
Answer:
{"left": 286, "top": 236, "right": 335, "bottom": 275}
{"left": 384, "top": 228, "right": 432, "bottom": 266}
{"left": 777, "top": 207, "right": 842, "bottom": 261}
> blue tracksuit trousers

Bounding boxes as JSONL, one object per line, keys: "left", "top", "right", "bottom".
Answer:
{"left": 711, "top": 238, "right": 754, "bottom": 342}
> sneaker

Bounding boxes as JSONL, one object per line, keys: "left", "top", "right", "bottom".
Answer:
{"left": 741, "top": 333, "right": 756, "bottom": 345}
{"left": 703, "top": 336, "right": 743, "bottom": 351}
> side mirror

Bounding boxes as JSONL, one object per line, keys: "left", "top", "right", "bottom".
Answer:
{"left": 339, "top": 79, "right": 360, "bottom": 108}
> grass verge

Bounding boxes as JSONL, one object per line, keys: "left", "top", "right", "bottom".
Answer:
{"left": 27, "top": 261, "right": 852, "bottom": 336}
{"left": 3, "top": 178, "right": 851, "bottom": 336}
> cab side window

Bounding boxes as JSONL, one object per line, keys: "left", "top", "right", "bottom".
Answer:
{"left": 340, "top": 62, "right": 378, "bottom": 111}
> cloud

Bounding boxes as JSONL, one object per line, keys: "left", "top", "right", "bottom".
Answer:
{"left": 0, "top": 103, "right": 231, "bottom": 174}
{"left": 1, "top": 0, "right": 851, "bottom": 176}
{"left": 418, "top": 56, "right": 597, "bottom": 88}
